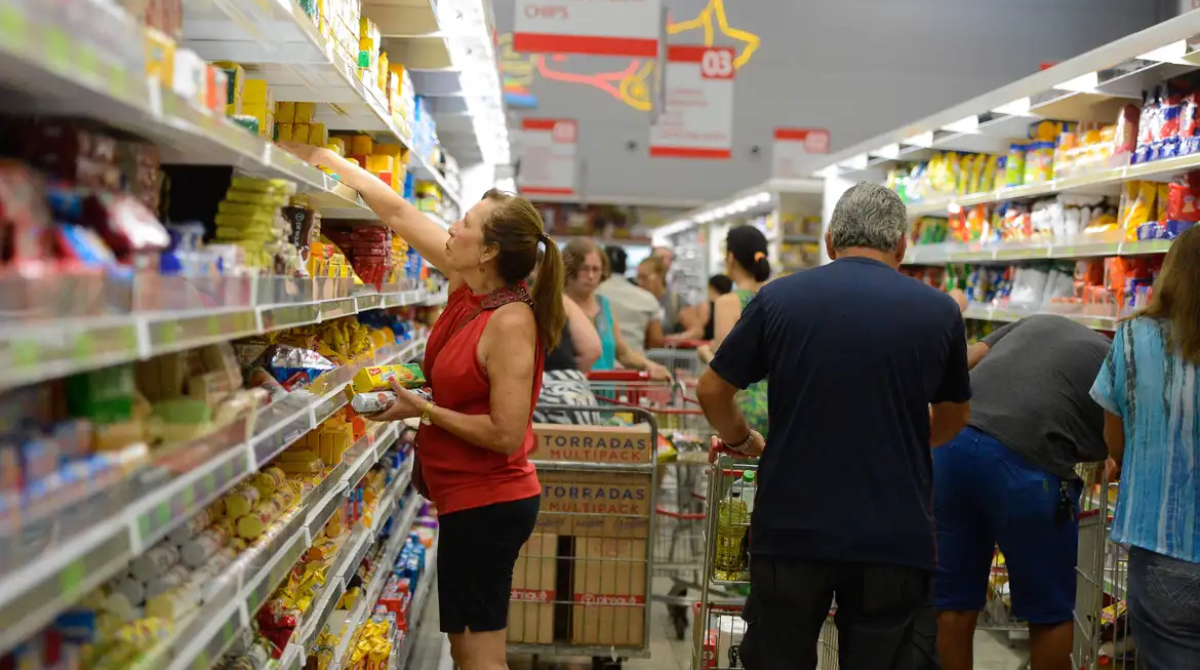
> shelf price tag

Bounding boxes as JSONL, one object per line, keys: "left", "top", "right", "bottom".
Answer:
{"left": 60, "top": 558, "right": 86, "bottom": 601}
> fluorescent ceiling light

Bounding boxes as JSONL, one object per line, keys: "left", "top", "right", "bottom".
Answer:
{"left": 757, "top": 192, "right": 771, "bottom": 204}
{"left": 1054, "top": 71, "right": 1099, "bottom": 93}
{"left": 904, "top": 131, "right": 935, "bottom": 148}
{"left": 941, "top": 115, "right": 979, "bottom": 134}
{"left": 1138, "top": 40, "right": 1189, "bottom": 64}
{"left": 991, "top": 97, "right": 1032, "bottom": 116}
{"left": 813, "top": 165, "right": 840, "bottom": 179}
{"left": 870, "top": 143, "right": 900, "bottom": 160}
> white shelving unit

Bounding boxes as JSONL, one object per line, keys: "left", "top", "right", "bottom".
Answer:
{"left": 654, "top": 179, "right": 825, "bottom": 293}
{"left": 804, "top": 10, "right": 1200, "bottom": 332}
{"left": 0, "top": 0, "right": 479, "bottom": 666}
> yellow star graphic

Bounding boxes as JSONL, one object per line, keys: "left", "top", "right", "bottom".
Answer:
{"left": 500, "top": 0, "right": 760, "bottom": 112}
{"left": 665, "top": 0, "right": 760, "bottom": 68}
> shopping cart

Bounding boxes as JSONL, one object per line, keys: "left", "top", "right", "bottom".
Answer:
{"left": 510, "top": 405, "right": 659, "bottom": 670}
{"left": 648, "top": 341, "right": 708, "bottom": 381}
{"left": 1072, "top": 463, "right": 1135, "bottom": 669}
{"left": 579, "top": 371, "right": 715, "bottom": 641}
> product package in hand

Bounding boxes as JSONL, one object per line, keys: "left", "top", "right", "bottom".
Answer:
{"left": 352, "top": 363, "right": 425, "bottom": 393}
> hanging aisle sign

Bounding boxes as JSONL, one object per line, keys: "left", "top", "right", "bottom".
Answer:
{"left": 517, "top": 118, "right": 579, "bottom": 196}
{"left": 513, "top": 0, "right": 662, "bottom": 57}
{"left": 649, "top": 46, "right": 735, "bottom": 160}
{"left": 772, "top": 128, "right": 831, "bottom": 178}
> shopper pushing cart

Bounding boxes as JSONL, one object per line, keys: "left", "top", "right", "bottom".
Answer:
{"left": 696, "top": 184, "right": 971, "bottom": 669}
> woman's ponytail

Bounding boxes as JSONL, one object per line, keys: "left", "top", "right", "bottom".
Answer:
{"left": 531, "top": 235, "right": 566, "bottom": 351}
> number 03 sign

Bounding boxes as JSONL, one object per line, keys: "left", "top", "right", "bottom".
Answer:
{"left": 649, "top": 46, "right": 736, "bottom": 159}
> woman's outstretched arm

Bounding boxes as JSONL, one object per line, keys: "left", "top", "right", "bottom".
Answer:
{"left": 279, "top": 142, "right": 452, "bottom": 276}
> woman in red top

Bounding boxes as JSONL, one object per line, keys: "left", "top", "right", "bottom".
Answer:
{"left": 283, "top": 143, "right": 565, "bottom": 670}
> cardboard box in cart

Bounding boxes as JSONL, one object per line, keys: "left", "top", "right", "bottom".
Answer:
{"left": 532, "top": 424, "right": 653, "bottom": 465}
{"left": 508, "top": 533, "right": 557, "bottom": 645}
{"left": 536, "top": 470, "right": 653, "bottom": 538}
{"left": 570, "top": 537, "right": 648, "bottom": 647}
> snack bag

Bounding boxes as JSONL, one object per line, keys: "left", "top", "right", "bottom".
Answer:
{"left": 352, "top": 363, "right": 426, "bottom": 392}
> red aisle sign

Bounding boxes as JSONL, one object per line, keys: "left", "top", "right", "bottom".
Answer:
{"left": 772, "top": 128, "right": 830, "bottom": 178}
{"left": 518, "top": 118, "right": 578, "bottom": 196}
{"left": 649, "top": 45, "right": 735, "bottom": 160}
{"left": 513, "top": 0, "right": 662, "bottom": 57}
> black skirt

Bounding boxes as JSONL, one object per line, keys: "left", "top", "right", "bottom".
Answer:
{"left": 437, "top": 494, "right": 540, "bottom": 633}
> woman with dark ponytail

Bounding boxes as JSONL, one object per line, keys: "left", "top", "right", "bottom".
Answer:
{"left": 699, "top": 225, "right": 772, "bottom": 436}
{"left": 279, "top": 142, "right": 560, "bottom": 670}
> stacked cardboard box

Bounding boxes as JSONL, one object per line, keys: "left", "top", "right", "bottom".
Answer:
{"left": 508, "top": 533, "right": 557, "bottom": 645}
{"left": 508, "top": 424, "right": 654, "bottom": 647}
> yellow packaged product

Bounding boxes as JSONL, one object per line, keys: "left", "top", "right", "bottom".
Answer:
{"left": 224, "top": 484, "right": 260, "bottom": 518}
{"left": 225, "top": 189, "right": 291, "bottom": 206}
{"left": 279, "top": 457, "right": 324, "bottom": 474}
{"left": 295, "top": 102, "right": 316, "bottom": 123}
{"left": 350, "top": 134, "right": 373, "bottom": 156}
{"left": 352, "top": 363, "right": 426, "bottom": 392}
{"left": 276, "top": 101, "right": 296, "bottom": 124}
{"left": 237, "top": 499, "right": 283, "bottom": 540}
{"left": 309, "top": 122, "right": 328, "bottom": 147}
{"left": 276, "top": 123, "right": 294, "bottom": 143}
{"left": 244, "top": 78, "right": 273, "bottom": 105}
{"left": 1123, "top": 181, "right": 1156, "bottom": 241}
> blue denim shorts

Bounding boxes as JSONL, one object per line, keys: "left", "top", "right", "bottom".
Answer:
{"left": 932, "top": 426, "right": 1080, "bottom": 624}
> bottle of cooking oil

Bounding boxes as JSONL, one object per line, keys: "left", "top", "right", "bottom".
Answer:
{"left": 714, "top": 486, "right": 748, "bottom": 581}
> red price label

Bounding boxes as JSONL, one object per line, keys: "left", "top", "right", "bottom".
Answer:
{"left": 551, "top": 120, "right": 577, "bottom": 144}
{"left": 700, "top": 48, "right": 735, "bottom": 80}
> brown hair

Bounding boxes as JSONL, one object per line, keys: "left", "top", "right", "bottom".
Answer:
{"left": 480, "top": 190, "right": 565, "bottom": 351}
{"left": 562, "top": 238, "right": 604, "bottom": 283}
{"left": 1136, "top": 226, "right": 1200, "bottom": 364}
{"left": 639, "top": 255, "right": 667, "bottom": 277}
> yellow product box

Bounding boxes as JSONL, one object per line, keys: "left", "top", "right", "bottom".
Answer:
{"left": 351, "top": 364, "right": 425, "bottom": 392}
{"left": 275, "top": 101, "right": 296, "bottom": 124}
{"left": 244, "top": 78, "right": 272, "bottom": 106}
{"left": 378, "top": 51, "right": 389, "bottom": 91}
{"left": 366, "top": 154, "right": 393, "bottom": 175}
{"left": 293, "top": 123, "right": 310, "bottom": 145}
{"left": 145, "top": 27, "right": 177, "bottom": 89}
{"left": 328, "top": 137, "right": 346, "bottom": 156}
{"left": 308, "top": 122, "right": 328, "bottom": 147}
{"left": 349, "top": 134, "right": 372, "bottom": 156}
{"left": 241, "top": 102, "right": 274, "bottom": 138}
{"left": 275, "top": 123, "right": 294, "bottom": 143}
{"left": 295, "top": 102, "right": 316, "bottom": 124}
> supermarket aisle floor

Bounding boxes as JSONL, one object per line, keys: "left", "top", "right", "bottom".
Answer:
{"left": 410, "top": 576, "right": 1031, "bottom": 670}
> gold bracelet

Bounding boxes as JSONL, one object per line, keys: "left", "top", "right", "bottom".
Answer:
{"left": 420, "top": 401, "right": 435, "bottom": 426}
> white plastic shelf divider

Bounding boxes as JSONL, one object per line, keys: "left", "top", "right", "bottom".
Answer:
{"left": 0, "top": 288, "right": 441, "bottom": 392}
{"left": 904, "top": 238, "right": 1174, "bottom": 265}
{"left": 962, "top": 304, "right": 1118, "bottom": 331}
{"left": 0, "top": 339, "right": 428, "bottom": 656}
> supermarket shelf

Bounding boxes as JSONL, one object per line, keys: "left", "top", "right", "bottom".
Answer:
{"left": 182, "top": 0, "right": 462, "bottom": 207}
{"left": 904, "top": 238, "right": 1174, "bottom": 265}
{"left": 278, "top": 457, "right": 415, "bottom": 668}
{"left": 807, "top": 11, "right": 1200, "bottom": 180}
{"left": 0, "top": 1, "right": 377, "bottom": 217}
{"left": 391, "top": 536, "right": 439, "bottom": 670}
{"left": 0, "top": 340, "right": 427, "bottom": 656}
{"left": 783, "top": 235, "right": 821, "bottom": 244}
{"left": 962, "top": 304, "right": 1118, "bottom": 331}
{"left": 904, "top": 151, "right": 1200, "bottom": 218}
{"left": 0, "top": 286, "right": 440, "bottom": 392}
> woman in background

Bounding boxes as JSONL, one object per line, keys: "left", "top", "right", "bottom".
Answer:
{"left": 703, "top": 275, "right": 733, "bottom": 341}
{"left": 530, "top": 250, "right": 605, "bottom": 424}
{"left": 1091, "top": 226, "right": 1200, "bottom": 669}
{"left": 698, "top": 226, "right": 772, "bottom": 436}
{"left": 562, "top": 238, "right": 669, "bottom": 379}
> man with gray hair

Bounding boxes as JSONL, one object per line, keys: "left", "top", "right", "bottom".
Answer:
{"left": 696, "top": 182, "right": 971, "bottom": 670}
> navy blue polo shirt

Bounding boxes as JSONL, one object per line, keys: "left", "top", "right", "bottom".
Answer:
{"left": 710, "top": 257, "right": 970, "bottom": 570}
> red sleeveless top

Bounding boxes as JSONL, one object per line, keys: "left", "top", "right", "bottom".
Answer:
{"left": 416, "top": 284, "right": 544, "bottom": 514}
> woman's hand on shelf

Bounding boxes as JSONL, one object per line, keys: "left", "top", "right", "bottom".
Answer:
{"left": 278, "top": 141, "right": 331, "bottom": 168}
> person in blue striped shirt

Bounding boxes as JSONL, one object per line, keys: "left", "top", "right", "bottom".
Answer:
{"left": 1090, "top": 226, "right": 1200, "bottom": 670}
